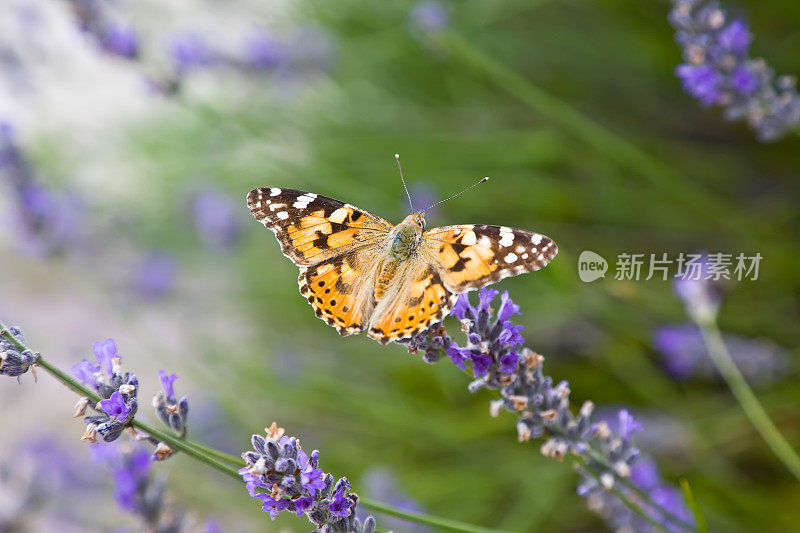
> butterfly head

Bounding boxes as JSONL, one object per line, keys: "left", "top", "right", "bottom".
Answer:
{"left": 390, "top": 212, "right": 425, "bottom": 260}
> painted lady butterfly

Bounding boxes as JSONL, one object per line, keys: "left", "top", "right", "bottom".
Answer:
{"left": 247, "top": 184, "right": 557, "bottom": 344}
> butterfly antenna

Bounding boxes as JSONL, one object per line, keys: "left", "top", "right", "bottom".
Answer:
{"left": 421, "top": 176, "right": 490, "bottom": 214}
{"left": 395, "top": 153, "right": 414, "bottom": 211}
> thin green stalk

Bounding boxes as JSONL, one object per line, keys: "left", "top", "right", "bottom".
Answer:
{"left": 680, "top": 479, "right": 708, "bottom": 533}
{"left": 454, "top": 363, "right": 695, "bottom": 532}
{"left": 431, "top": 31, "right": 766, "bottom": 237}
{"left": 359, "top": 498, "right": 512, "bottom": 533}
{"left": 694, "top": 316, "right": 800, "bottom": 483}
{"left": 0, "top": 325, "right": 498, "bottom": 533}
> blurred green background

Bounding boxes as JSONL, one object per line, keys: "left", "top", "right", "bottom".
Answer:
{"left": 2, "top": 0, "right": 800, "bottom": 531}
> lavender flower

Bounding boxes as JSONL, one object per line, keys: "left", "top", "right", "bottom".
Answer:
{"left": 0, "top": 340, "right": 35, "bottom": 378}
{"left": 169, "top": 33, "right": 212, "bottom": 73}
{"left": 89, "top": 442, "right": 191, "bottom": 530}
{"left": 582, "top": 453, "right": 694, "bottom": 533}
{"left": 244, "top": 31, "right": 285, "bottom": 71}
{"left": 191, "top": 189, "right": 242, "bottom": 250}
{"left": 673, "top": 254, "right": 720, "bottom": 322}
{"left": 240, "top": 422, "right": 375, "bottom": 532}
{"left": 406, "top": 289, "right": 694, "bottom": 531}
{"left": 153, "top": 370, "right": 190, "bottom": 436}
{"left": 654, "top": 323, "right": 789, "bottom": 383}
{"left": 670, "top": 0, "right": 800, "bottom": 141}
{"left": 444, "top": 289, "right": 525, "bottom": 382}
{"left": 409, "top": 2, "right": 449, "bottom": 33}
{"left": 134, "top": 252, "right": 178, "bottom": 299}
{"left": 71, "top": 338, "right": 138, "bottom": 442}
{"left": 0, "top": 124, "right": 85, "bottom": 257}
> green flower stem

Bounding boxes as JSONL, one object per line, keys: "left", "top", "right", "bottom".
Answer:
{"left": 0, "top": 325, "right": 499, "bottom": 533}
{"left": 452, "top": 362, "right": 696, "bottom": 532}
{"left": 680, "top": 478, "right": 709, "bottom": 533}
{"left": 432, "top": 31, "right": 760, "bottom": 235}
{"left": 359, "top": 498, "right": 512, "bottom": 533}
{"left": 694, "top": 315, "right": 800, "bottom": 483}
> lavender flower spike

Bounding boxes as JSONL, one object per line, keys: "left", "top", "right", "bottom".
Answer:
{"left": 71, "top": 338, "right": 139, "bottom": 443}
{"left": 240, "top": 422, "right": 376, "bottom": 532}
{"left": 670, "top": 0, "right": 800, "bottom": 141}
{"left": 1, "top": 327, "right": 36, "bottom": 378}
{"left": 153, "top": 370, "right": 190, "bottom": 438}
{"left": 407, "top": 289, "right": 695, "bottom": 532}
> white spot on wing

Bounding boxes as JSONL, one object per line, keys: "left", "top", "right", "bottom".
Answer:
{"left": 504, "top": 252, "right": 518, "bottom": 263}
{"left": 499, "top": 229, "right": 514, "bottom": 248}
{"left": 531, "top": 233, "right": 543, "bottom": 245}
{"left": 270, "top": 188, "right": 281, "bottom": 196}
{"left": 277, "top": 211, "right": 289, "bottom": 220}
{"left": 461, "top": 230, "right": 477, "bottom": 246}
{"left": 329, "top": 207, "right": 349, "bottom": 224}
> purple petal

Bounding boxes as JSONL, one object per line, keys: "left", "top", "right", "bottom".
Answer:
{"left": 446, "top": 344, "right": 469, "bottom": 370}
{"left": 499, "top": 351, "right": 520, "bottom": 374}
{"left": 450, "top": 293, "right": 471, "bottom": 319}
{"left": 158, "top": 370, "right": 179, "bottom": 402}
{"left": 477, "top": 288, "right": 499, "bottom": 313}
{"left": 717, "top": 19, "right": 751, "bottom": 55}
{"left": 496, "top": 291, "right": 520, "bottom": 322}
{"left": 93, "top": 338, "right": 117, "bottom": 375}
{"left": 71, "top": 359, "right": 99, "bottom": 388}
{"left": 470, "top": 353, "right": 492, "bottom": 377}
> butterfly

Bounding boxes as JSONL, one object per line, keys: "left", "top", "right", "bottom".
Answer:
{"left": 247, "top": 184, "right": 557, "bottom": 344}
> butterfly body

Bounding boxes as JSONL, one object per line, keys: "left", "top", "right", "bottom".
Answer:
{"left": 247, "top": 187, "right": 557, "bottom": 344}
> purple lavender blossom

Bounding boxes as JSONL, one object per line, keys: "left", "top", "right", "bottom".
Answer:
{"left": 675, "top": 64, "right": 723, "bottom": 107}
{"left": 153, "top": 370, "right": 190, "bottom": 437}
{"left": 654, "top": 323, "right": 789, "bottom": 383}
{"left": 670, "top": 0, "right": 800, "bottom": 141}
{"left": 191, "top": 189, "right": 242, "bottom": 250}
{"left": 169, "top": 33, "right": 211, "bottom": 72}
{"left": 72, "top": 359, "right": 100, "bottom": 387}
{"left": 70, "top": 338, "right": 139, "bottom": 442}
{"left": 158, "top": 370, "right": 178, "bottom": 402}
{"left": 244, "top": 31, "right": 285, "bottom": 71}
{"left": 134, "top": 252, "right": 178, "bottom": 299}
{"left": 0, "top": 326, "right": 36, "bottom": 378}
{"left": 100, "top": 391, "right": 132, "bottom": 422}
{"left": 0, "top": 125, "right": 86, "bottom": 257}
{"left": 673, "top": 254, "right": 720, "bottom": 322}
{"left": 101, "top": 21, "right": 139, "bottom": 59}
{"left": 240, "top": 423, "right": 375, "bottom": 532}
{"left": 93, "top": 338, "right": 117, "bottom": 376}
{"left": 405, "top": 288, "right": 694, "bottom": 532}
{"left": 409, "top": 2, "right": 449, "bottom": 33}
{"left": 441, "top": 289, "right": 524, "bottom": 380}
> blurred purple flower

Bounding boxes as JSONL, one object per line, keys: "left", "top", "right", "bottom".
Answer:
{"left": 158, "top": 370, "right": 178, "bottom": 402}
{"left": 673, "top": 254, "right": 720, "bottom": 322}
{"left": 191, "top": 189, "right": 242, "bottom": 250}
{"left": 654, "top": 323, "right": 789, "bottom": 383}
{"left": 675, "top": 64, "right": 723, "bottom": 107}
{"left": 245, "top": 32, "right": 285, "bottom": 70}
{"left": 101, "top": 21, "right": 139, "bottom": 59}
{"left": 72, "top": 359, "right": 100, "bottom": 387}
{"left": 93, "top": 338, "right": 117, "bottom": 376}
{"left": 0, "top": 124, "right": 86, "bottom": 257}
{"left": 409, "top": 2, "right": 449, "bottom": 33}
{"left": 134, "top": 252, "right": 178, "bottom": 299}
{"left": 169, "top": 33, "right": 211, "bottom": 72}
{"left": 670, "top": 1, "right": 800, "bottom": 141}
